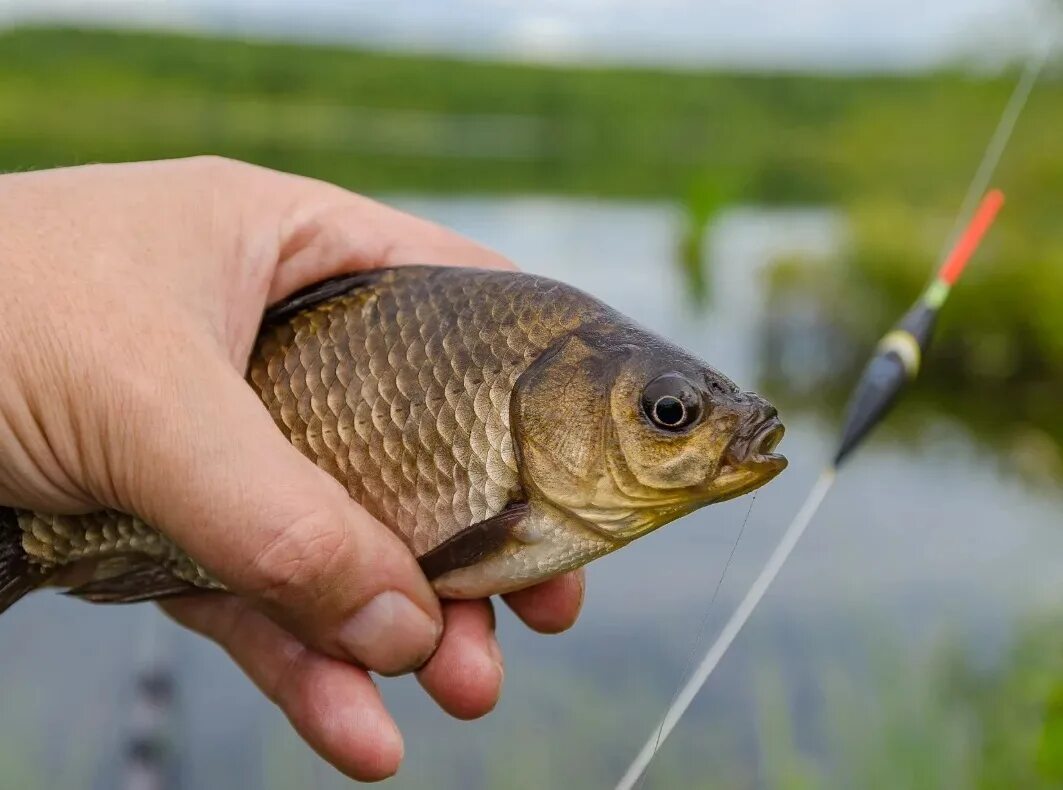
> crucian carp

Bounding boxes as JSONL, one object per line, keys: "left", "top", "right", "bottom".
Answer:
{"left": 0, "top": 266, "right": 786, "bottom": 611}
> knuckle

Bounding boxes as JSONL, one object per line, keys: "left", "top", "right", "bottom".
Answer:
{"left": 182, "top": 153, "right": 243, "bottom": 177}
{"left": 105, "top": 356, "right": 167, "bottom": 416}
{"left": 46, "top": 335, "right": 176, "bottom": 510}
{"left": 244, "top": 507, "right": 351, "bottom": 605}
{"left": 266, "top": 640, "right": 315, "bottom": 708}
{"left": 99, "top": 351, "right": 174, "bottom": 441}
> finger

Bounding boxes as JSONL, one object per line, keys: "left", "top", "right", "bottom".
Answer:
{"left": 416, "top": 599, "right": 504, "bottom": 721}
{"left": 108, "top": 339, "right": 441, "bottom": 677}
{"left": 163, "top": 595, "right": 403, "bottom": 782}
{"left": 502, "top": 569, "right": 586, "bottom": 634}
{"left": 231, "top": 161, "right": 517, "bottom": 302}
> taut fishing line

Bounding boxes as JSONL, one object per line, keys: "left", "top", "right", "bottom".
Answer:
{"left": 615, "top": 22, "right": 1056, "bottom": 790}
{"left": 635, "top": 491, "right": 759, "bottom": 789}
{"left": 618, "top": 471, "right": 834, "bottom": 790}
{"left": 937, "top": 30, "right": 1054, "bottom": 266}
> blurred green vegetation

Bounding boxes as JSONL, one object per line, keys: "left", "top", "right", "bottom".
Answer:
{"left": 751, "top": 613, "right": 1063, "bottom": 790}
{"left": 944, "top": 615, "right": 1063, "bottom": 789}
{"left": 1, "top": 26, "right": 1060, "bottom": 205}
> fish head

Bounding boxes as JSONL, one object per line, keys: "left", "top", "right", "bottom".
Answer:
{"left": 513, "top": 328, "right": 787, "bottom": 543}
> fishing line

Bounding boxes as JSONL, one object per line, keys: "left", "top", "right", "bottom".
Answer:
{"left": 617, "top": 471, "right": 834, "bottom": 790}
{"left": 936, "top": 28, "right": 1055, "bottom": 266}
{"left": 615, "top": 24, "right": 1055, "bottom": 790}
{"left": 634, "top": 491, "right": 759, "bottom": 789}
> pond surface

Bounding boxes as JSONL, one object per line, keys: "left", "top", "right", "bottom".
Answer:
{"left": 2, "top": 197, "right": 1061, "bottom": 789}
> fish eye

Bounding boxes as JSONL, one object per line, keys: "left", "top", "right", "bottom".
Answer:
{"left": 641, "top": 374, "right": 702, "bottom": 431}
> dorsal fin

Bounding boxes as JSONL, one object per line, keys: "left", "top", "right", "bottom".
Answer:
{"left": 263, "top": 270, "right": 387, "bottom": 328}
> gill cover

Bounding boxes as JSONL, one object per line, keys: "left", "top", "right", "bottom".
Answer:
{"left": 512, "top": 332, "right": 623, "bottom": 499}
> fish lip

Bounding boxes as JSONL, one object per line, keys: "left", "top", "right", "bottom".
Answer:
{"left": 750, "top": 418, "right": 786, "bottom": 464}
{"left": 722, "top": 417, "right": 788, "bottom": 474}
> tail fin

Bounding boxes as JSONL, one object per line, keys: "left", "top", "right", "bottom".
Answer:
{"left": 1, "top": 507, "right": 42, "bottom": 614}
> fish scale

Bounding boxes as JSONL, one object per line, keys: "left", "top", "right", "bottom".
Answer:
{"left": 251, "top": 268, "right": 588, "bottom": 556}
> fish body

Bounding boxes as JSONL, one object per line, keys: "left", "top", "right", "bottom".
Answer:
{"left": 0, "top": 266, "right": 786, "bottom": 611}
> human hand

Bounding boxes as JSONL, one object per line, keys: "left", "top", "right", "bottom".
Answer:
{"left": 0, "top": 157, "right": 585, "bottom": 780}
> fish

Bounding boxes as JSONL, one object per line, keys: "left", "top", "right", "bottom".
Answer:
{"left": 0, "top": 265, "right": 787, "bottom": 613}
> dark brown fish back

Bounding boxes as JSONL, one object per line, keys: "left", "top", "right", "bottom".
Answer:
{"left": 248, "top": 266, "right": 596, "bottom": 555}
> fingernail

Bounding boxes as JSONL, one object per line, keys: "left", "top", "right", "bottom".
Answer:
{"left": 386, "top": 719, "right": 405, "bottom": 764}
{"left": 486, "top": 636, "right": 504, "bottom": 678}
{"left": 340, "top": 591, "right": 441, "bottom": 676}
{"left": 574, "top": 571, "right": 587, "bottom": 613}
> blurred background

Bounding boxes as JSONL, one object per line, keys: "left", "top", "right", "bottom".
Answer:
{"left": 1, "top": 1, "right": 1062, "bottom": 788}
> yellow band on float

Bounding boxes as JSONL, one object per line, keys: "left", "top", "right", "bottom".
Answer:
{"left": 877, "top": 330, "right": 922, "bottom": 377}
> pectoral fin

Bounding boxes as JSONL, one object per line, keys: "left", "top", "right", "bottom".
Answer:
{"left": 418, "top": 502, "right": 529, "bottom": 581}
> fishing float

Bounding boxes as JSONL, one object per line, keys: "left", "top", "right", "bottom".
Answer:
{"left": 614, "top": 189, "right": 1007, "bottom": 790}
{"left": 833, "top": 188, "right": 1005, "bottom": 465}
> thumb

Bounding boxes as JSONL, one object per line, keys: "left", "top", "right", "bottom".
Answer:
{"left": 109, "top": 337, "right": 442, "bottom": 677}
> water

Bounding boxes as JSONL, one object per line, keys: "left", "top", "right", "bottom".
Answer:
{"left": 1, "top": 197, "right": 1060, "bottom": 789}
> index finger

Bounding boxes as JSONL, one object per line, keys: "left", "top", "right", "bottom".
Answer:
{"left": 234, "top": 162, "right": 517, "bottom": 303}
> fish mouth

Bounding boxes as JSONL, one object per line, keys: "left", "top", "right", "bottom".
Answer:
{"left": 708, "top": 418, "right": 787, "bottom": 504}
{"left": 750, "top": 418, "right": 787, "bottom": 468}
{"left": 722, "top": 416, "right": 788, "bottom": 476}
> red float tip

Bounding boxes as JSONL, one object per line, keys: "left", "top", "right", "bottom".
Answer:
{"left": 938, "top": 189, "right": 1005, "bottom": 287}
